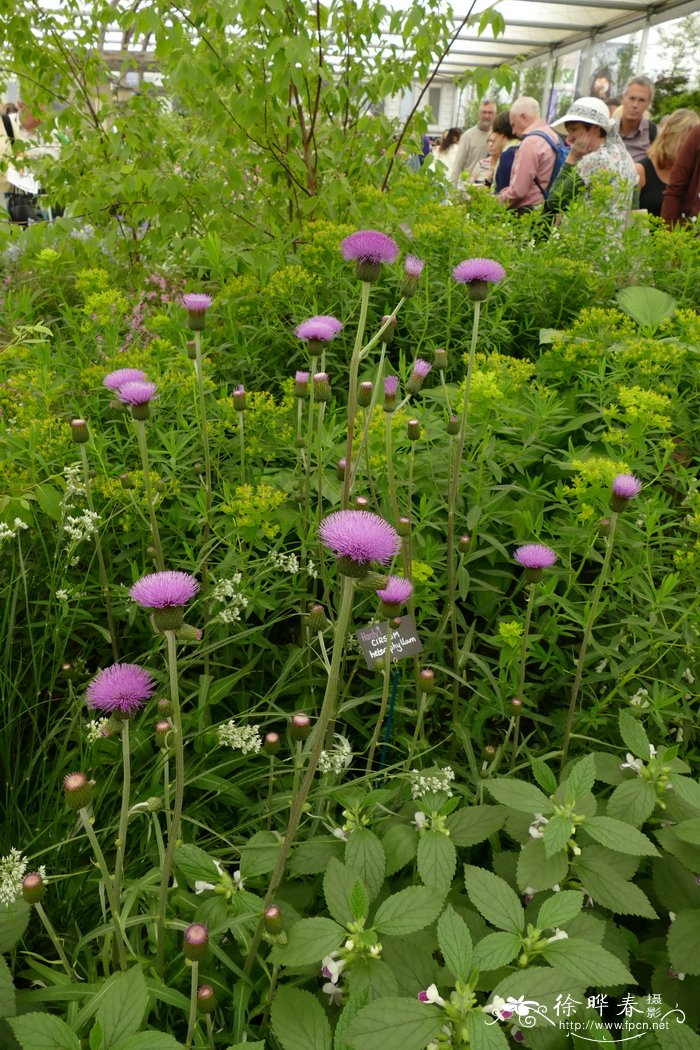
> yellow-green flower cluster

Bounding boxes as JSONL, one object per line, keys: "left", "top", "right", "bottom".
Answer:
{"left": 74, "top": 268, "right": 111, "bottom": 297}
{"left": 221, "top": 483, "right": 288, "bottom": 538}
{"left": 564, "top": 455, "right": 631, "bottom": 521}
{"left": 216, "top": 390, "right": 294, "bottom": 461}
{"left": 265, "top": 264, "right": 322, "bottom": 301}
{"left": 606, "top": 385, "right": 673, "bottom": 434}
{"left": 498, "top": 620, "right": 524, "bottom": 645}
{"left": 81, "top": 289, "right": 130, "bottom": 327}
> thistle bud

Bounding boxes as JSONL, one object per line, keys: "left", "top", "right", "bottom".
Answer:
{"left": 354, "top": 496, "right": 369, "bottom": 509}
{"left": 155, "top": 480, "right": 166, "bottom": 493}
{"left": 418, "top": 668, "right": 436, "bottom": 693}
{"left": 407, "top": 418, "right": 421, "bottom": 441}
{"left": 381, "top": 314, "right": 397, "bottom": 345}
{"left": 405, "top": 360, "right": 431, "bottom": 396}
{"left": 337, "top": 458, "right": 346, "bottom": 479}
{"left": 294, "top": 371, "right": 309, "bottom": 398}
{"left": 446, "top": 416, "right": 460, "bottom": 436}
{"left": 434, "top": 347, "right": 448, "bottom": 371}
{"left": 308, "top": 603, "right": 328, "bottom": 632}
{"left": 187, "top": 339, "right": 197, "bottom": 360}
{"left": 401, "top": 255, "right": 425, "bottom": 299}
{"left": 61, "top": 662, "right": 77, "bottom": 681}
{"left": 264, "top": 904, "right": 285, "bottom": 935}
{"left": 598, "top": 517, "right": 611, "bottom": 536}
{"left": 510, "top": 697, "right": 523, "bottom": 712}
{"left": 396, "top": 516, "right": 411, "bottom": 538}
{"left": 63, "top": 772, "right": 93, "bottom": 811}
{"left": 358, "top": 381, "right": 373, "bottom": 408}
{"left": 197, "top": 984, "right": 218, "bottom": 1014}
{"left": 383, "top": 375, "right": 399, "bottom": 412}
{"left": 313, "top": 372, "right": 332, "bottom": 402}
{"left": 484, "top": 745, "right": 496, "bottom": 757}
{"left": 184, "top": 923, "right": 209, "bottom": 961}
{"left": 458, "top": 535, "right": 471, "bottom": 552}
{"left": 264, "top": 731, "right": 281, "bottom": 755}
{"left": 175, "top": 624, "right": 203, "bottom": 642}
{"left": 233, "top": 385, "right": 246, "bottom": 412}
{"left": 157, "top": 697, "right": 173, "bottom": 717}
{"left": 22, "top": 872, "right": 46, "bottom": 904}
{"left": 290, "top": 712, "right": 311, "bottom": 741}
{"left": 119, "top": 473, "right": 134, "bottom": 490}
{"left": 70, "top": 419, "right": 89, "bottom": 443}
{"left": 155, "top": 720, "right": 172, "bottom": 748}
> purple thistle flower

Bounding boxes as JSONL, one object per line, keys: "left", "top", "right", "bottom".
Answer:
{"left": 103, "top": 368, "right": 148, "bottom": 391}
{"left": 384, "top": 375, "right": 399, "bottom": 397}
{"left": 294, "top": 370, "right": 309, "bottom": 398}
{"left": 116, "top": 380, "right": 158, "bottom": 406}
{"left": 319, "top": 510, "right": 400, "bottom": 576}
{"left": 295, "top": 317, "right": 342, "bottom": 343}
{"left": 130, "top": 570, "right": 199, "bottom": 609}
{"left": 406, "top": 359, "right": 432, "bottom": 395}
{"left": 340, "top": 230, "right": 399, "bottom": 282}
{"left": 182, "top": 293, "right": 213, "bottom": 313}
{"left": 184, "top": 922, "right": 209, "bottom": 961}
{"left": 514, "top": 544, "right": 558, "bottom": 570}
{"left": 295, "top": 370, "right": 310, "bottom": 383}
{"left": 405, "top": 255, "right": 425, "bottom": 278}
{"left": 612, "top": 474, "right": 642, "bottom": 499}
{"left": 86, "top": 663, "right": 155, "bottom": 715}
{"left": 376, "top": 575, "right": 414, "bottom": 608}
{"left": 453, "top": 258, "right": 505, "bottom": 301}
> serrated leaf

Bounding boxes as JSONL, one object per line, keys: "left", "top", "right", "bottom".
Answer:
{"left": 667, "top": 910, "right": 700, "bottom": 976}
{"left": 381, "top": 824, "right": 418, "bottom": 877}
{"left": 174, "top": 844, "right": 221, "bottom": 887}
{"left": 537, "top": 891, "right": 584, "bottom": 931}
{"left": 655, "top": 826, "right": 700, "bottom": 871}
{"left": 673, "top": 819, "right": 700, "bottom": 846}
{"left": 417, "top": 831, "right": 456, "bottom": 890}
{"left": 0, "top": 900, "right": 30, "bottom": 953}
{"left": 668, "top": 775, "right": 700, "bottom": 812}
{"left": 0, "top": 956, "right": 15, "bottom": 1021}
{"left": 289, "top": 837, "right": 344, "bottom": 876}
{"left": 542, "top": 938, "right": 634, "bottom": 985}
{"left": 607, "top": 779, "right": 656, "bottom": 827}
{"left": 573, "top": 858, "right": 657, "bottom": 918}
{"left": 516, "top": 839, "right": 569, "bottom": 892}
{"left": 373, "top": 886, "right": 445, "bottom": 936}
{"left": 239, "top": 831, "right": 281, "bottom": 878}
{"left": 275, "top": 917, "right": 345, "bottom": 967}
{"left": 381, "top": 930, "right": 441, "bottom": 997}
{"left": 655, "top": 1017, "right": 700, "bottom": 1050}
{"left": 323, "top": 858, "right": 358, "bottom": 927}
{"left": 8, "top": 1013, "right": 81, "bottom": 1050}
{"left": 346, "top": 956, "right": 398, "bottom": 1001}
{"left": 350, "top": 879, "right": 369, "bottom": 923}
{"left": 467, "top": 1009, "right": 510, "bottom": 1050}
{"left": 593, "top": 751, "right": 626, "bottom": 786}
{"left": 344, "top": 997, "right": 443, "bottom": 1050}
{"left": 652, "top": 857, "right": 699, "bottom": 912}
{"left": 464, "top": 866, "right": 524, "bottom": 934}
{"left": 543, "top": 815, "right": 574, "bottom": 858}
{"left": 113, "top": 1035, "right": 184, "bottom": 1050}
{"left": 485, "top": 780, "right": 553, "bottom": 815}
{"left": 345, "top": 830, "right": 385, "bottom": 901}
{"left": 531, "top": 759, "right": 558, "bottom": 795}
{"left": 270, "top": 987, "right": 332, "bottom": 1050}
{"left": 446, "top": 806, "right": 506, "bottom": 847}
{"left": 493, "top": 964, "right": 585, "bottom": 1012}
{"left": 334, "top": 990, "right": 370, "bottom": 1050}
{"left": 96, "top": 966, "right": 148, "bottom": 1050}
{"left": 437, "top": 905, "right": 473, "bottom": 982}
{"left": 564, "top": 754, "right": 596, "bottom": 802}
{"left": 618, "top": 711, "right": 651, "bottom": 761}
{"left": 473, "top": 931, "right": 521, "bottom": 971}
{"left": 584, "top": 817, "right": 658, "bottom": 856}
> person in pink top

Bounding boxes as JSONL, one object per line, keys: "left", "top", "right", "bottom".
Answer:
{"left": 498, "top": 97, "right": 559, "bottom": 213}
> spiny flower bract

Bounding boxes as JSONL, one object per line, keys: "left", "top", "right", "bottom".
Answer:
{"left": 130, "top": 570, "right": 200, "bottom": 609}
{"left": 86, "top": 663, "right": 155, "bottom": 714}
{"left": 319, "top": 510, "right": 400, "bottom": 566}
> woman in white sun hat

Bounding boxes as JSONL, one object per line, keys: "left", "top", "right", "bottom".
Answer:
{"left": 542, "top": 96, "right": 637, "bottom": 228}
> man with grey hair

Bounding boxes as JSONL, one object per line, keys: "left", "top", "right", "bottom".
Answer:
{"left": 450, "top": 98, "right": 497, "bottom": 186}
{"left": 498, "top": 96, "right": 558, "bottom": 212}
{"left": 619, "top": 75, "right": 657, "bottom": 162}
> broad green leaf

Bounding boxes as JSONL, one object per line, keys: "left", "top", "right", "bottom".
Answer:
{"left": 113, "top": 1036, "right": 184, "bottom": 1050}
{"left": 464, "top": 866, "right": 524, "bottom": 934}
{"left": 270, "top": 987, "right": 332, "bottom": 1050}
{"left": 347, "top": 957, "right": 398, "bottom": 1001}
{"left": 0, "top": 900, "right": 30, "bottom": 953}
{"left": 655, "top": 1018, "right": 700, "bottom": 1050}
{"left": 543, "top": 815, "right": 574, "bottom": 858}
{"left": 334, "top": 990, "right": 370, "bottom": 1050}
{"left": 373, "top": 886, "right": 445, "bottom": 936}
{"left": 536, "top": 891, "right": 584, "bottom": 931}
{"left": 174, "top": 844, "right": 221, "bottom": 887}
{"left": 89, "top": 1020, "right": 104, "bottom": 1050}
{"left": 673, "top": 819, "right": 700, "bottom": 847}
{"left": 381, "top": 930, "right": 442, "bottom": 998}
{"left": 583, "top": 817, "right": 658, "bottom": 856}
{"left": 573, "top": 858, "right": 656, "bottom": 918}
{"left": 655, "top": 827, "right": 700, "bottom": 871}
{"left": 345, "top": 997, "right": 443, "bottom": 1050}
{"left": 531, "top": 759, "right": 558, "bottom": 795}
{"left": 667, "top": 910, "right": 700, "bottom": 976}
{"left": 0, "top": 956, "right": 15, "bottom": 1021}
{"left": 473, "top": 931, "right": 521, "bottom": 971}
{"left": 8, "top": 1013, "right": 81, "bottom": 1050}
{"left": 224, "top": 1044, "right": 265, "bottom": 1050}
{"left": 616, "top": 285, "right": 677, "bottom": 327}
{"left": 239, "top": 831, "right": 281, "bottom": 877}
{"left": 437, "top": 905, "right": 473, "bottom": 982}
{"left": 563, "top": 754, "right": 596, "bottom": 802}
{"left": 485, "top": 780, "right": 553, "bottom": 815}
{"left": 618, "top": 711, "right": 651, "bottom": 761}
{"left": 607, "top": 779, "right": 656, "bottom": 827}
{"left": 466, "top": 1009, "right": 510, "bottom": 1050}
{"left": 350, "top": 879, "right": 369, "bottom": 924}
{"left": 667, "top": 774, "right": 700, "bottom": 812}
{"left": 417, "top": 831, "right": 456, "bottom": 890}
{"left": 345, "top": 830, "right": 385, "bottom": 901}
{"left": 34, "top": 483, "right": 63, "bottom": 521}
{"left": 275, "top": 917, "right": 345, "bottom": 967}
{"left": 542, "top": 938, "right": 634, "bottom": 985}
{"left": 493, "top": 964, "right": 585, "bottom": 1013}
{"left": 323, "top": 858, "right": 358, "bottom": 927}
{"left": 381, "top": 824, "right": 418, "bottom": 876}
{"left": 516, "top": 840, "right": 569, "bottom": 892}
{"left": 652, "top": 857, "right": 699, "bottom": 912}
{"left": 96, "top": 966, "right": 148, "bottom": 1050}
{"left": 446, "top": 806, "right": 506, "bottom": 846}
{"left": 289, "top": 837, "right": 344, "bottom": 876}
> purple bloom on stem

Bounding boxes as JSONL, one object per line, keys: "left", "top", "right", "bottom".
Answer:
{"left": 130, "top": 570, "right": 199, "bottom": 630}
{"left": 295, "top": 317, "right": 342, "bottom": 343}
{"left": 319, "top": 510, "right": 400, "bottom": 576}
{"left": 612, "top": 474, "right": 642, "bottom": 499}
{"left": 384, "top": 376, "right": 399, "bottom": 397}
{"left": 295, "top": 370, "right": 309, "bottom": 384}
{"left": 86, "top": 662, "right": 155, "bottom": 715}
{"left": 514, "top": 544, "right": 558, "bottom": 570}
{"left": 405, "top": 255, "right": 425, "bottom": 278}
{"left": 103, "top": 368, "right": 148, "bottom": 391}
{"left": 116, "top": 380, "right": 158, "bottom": 406}
{"left": 406, "top": 358, "right": 431, "bottom": 395}
{"left": 182, "top": 293, "right": 213, "bottom": 313}
{"left": 340, "top": 230, "right": 399, "bottom": 282}
{"left": 376, "top": 575, "right": 414, "bottom": 609}
{"left": 453, "top": 258, "right": 505, "bottom": 301}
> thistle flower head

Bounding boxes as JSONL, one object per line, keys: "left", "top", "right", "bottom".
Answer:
{"left": 103, "top": 368, "right": 148, "bottom": 391}
{"left": 452, "top": 258, "right": 506, "bottom": 284}
{"left": 610, "top": 473, "right": 642, "bottom": 512}
{"left": 376, "top": 575, "right": 413, "bottom": 610}
{"left": 340, "top": 230, "right": 399, "bottom": 281}
{"left": 130, "top": 570, "right": 199, "bottom": 630}
{"left": 86, "top": 662, "right": 155, "bottom": 715}
{"left": 405, "top": 255, "right": 425, "bottom": 278}
{"left": 384, "top": 375, "right": 399, "bottom": 397}
{"left": 184, "top": 923, "right": 209, "bottom": 961}
{"left": 21, "top": 870, "right": 47, "bottom": 904}
{"left": 63, "top": 771, "right": 93, "bottom": 810}
{"left": 514, "top": 544, "right": 557, "bottom": 570}
{"left": 295, "top": 317, "right": 342, "bottom": 342}
{"left": 183, "top": 293, "right": 213, "bottom": 313}
{"left": 116, "top": 380, "right": 158, "bottom": 406}
{"left": 295, "top": 370, "right": 309, "bottom": 384}
{"left": 290, "top": 712, "right": 311, "bottom": 740}
{"left": 412, "top": 359, "right": 431, "bottom": 379}
{"left": 319, "top": 510, "right": 400, "bottom": 575}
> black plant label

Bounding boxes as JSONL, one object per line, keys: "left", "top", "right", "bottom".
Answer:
{"left": 356, "top": 614, "right": 423, "bottom": 669}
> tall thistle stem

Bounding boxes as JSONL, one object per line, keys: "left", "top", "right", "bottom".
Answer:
{"left": 511, "top": 584, "right": 536, "bottom": 770}
{"left": 244, "top": 576, "right": 357, "bottom": 976}
{"left": 113, "top": 718, "right": 131, "bottom": 900}
{"left": 134, "top": 420, "right": 165, "bottom": 570}
{"left": 366, "top": 622, "right": 392, "bottom": 772}
{"left": 78, "top": 443, "right": 118, "bottom": 661}
{"left": 342, "top": 282, "right": 371, "bottom": 508}
{"left": 156, "top": 630, "right": 185, "bottom": 975}
{"left": 78, "top": 807, "right": 127, "bottom": 971}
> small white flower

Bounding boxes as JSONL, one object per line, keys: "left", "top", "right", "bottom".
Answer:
{"left": 331, "top": 827, "right": 348, "bottom": 841}
{"left": 322, "top": 981, "right": 344, "bottom": 1006}
{"left": 13, "top": 518, "right": 28, "bottom": 530}
{"left": 552, "top": 884, "right": 561, "bottom": 892}
{"left": 547, "top": 928, "right": 568, "bottom": 943}
{"left": 321, "top": 953, "right": 346, "bottom": 984}
{"left": 318, "top": 735, "right": 353, "bottom": 775}
{"left": 232, "top": 870, "right": 245, "bottom": 890}
{"left": 669, "top": 912, "right": 677, "bottom": 922}
{"left": 217, "top": 720, "right": 262, "bottom": 755}
{"left": 418, "top": 984, "right": 446, "bottom": 1007}
{"left": 409, "top": 766, "right": 455, "bottom": 799}
{"left": 484, "top": 995, "right": 513, "bottom": 1021}
{"left": 683, "top": 667, "right": 695, "bottom": 684}
{"left": 344, "top": 938, "right": 355, "bottom": 951}
{"left": 0, "top": 848, "right": 31, "bottom": 906}
{"left": 528, "top": 813, "right": 549, "bottom": 839}
{"left": 85, "top": 718, "right": 111, "bottom": 745}
{"left": 194, "top": 859, "right": 225, "bottom": 895}
{"left": 649, "top": 744, "right": 657, "bottom": 759}
{"left": 56, "top": 588, "right": 70, "bottom": 601}
{"left": 412, "top": 811, "right": 428, "bottom": 830}
{"left": 629, "top": 687, "right": 650, "bottom": 708}
{"left": 369, "top": 943, "right": 382, "bottom": 957}
{"left": 595, "top": 659, "right": 608, "bottom": 673}
{"left": 619, "top": 753, "right": 644, "bottom": 774}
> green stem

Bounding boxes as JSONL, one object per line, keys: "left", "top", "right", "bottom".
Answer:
{"left": 267, "top": 755, "right": 275, "bottom": 830}
{"left": 316, "top": 402, "right": 326, "bottom": 522}
{"left": 113, "top": 718, "right": 131, "bottom": 900}
{"left": 243, "top": 576, "right": 357, "bottom": 977}
{"left": 79, "top": 444, "right": 119, "bottom": 661}
{"left": 407, "top": 691, "right": 429, "bottom": 769}
{"left": 206, "top": 1015, "right": 215, "bottom": 1050}
{"left": 238, "top": 411, "right": 246, "bottom": 482}
{"left": 512, "top": 584, "right": 536, "bottom": 770}
{"left": 342, "top": 281, "right": 372, "bottom": 508}
{"left": 194, "top": 331, "right": 213, "bottom": 526}
{"left": 185, "top": 960, "right": 199, "bottom": 1049}
{"left": 365, "top": 620, "right": 392, "bottom": 772}
{"left": 302, "top": 367, "right": 317, "bottom": 554}
{"left": 34, "top": 902, "right": 74, "bottom": 978}
{"left": 156, "top": 630, "right": 185, "bottom": 976}
{"left": 15, "top": 532, "right": 38, "bottom": 685}
{"left": 134, "top": 420, "right": 165, "bottom": 570}
{"left": 78, "top": 807, "right": 127, "bottom": 971}
{"left": 561, "top": 513, "right": 619, "bottom": 767}
{"left": 163, "top": 753, "right": 171, "bottom": 836}
{"left": 349, "top": 343, "right": 386, "bottom": 491}
{"left": 440, "top": 372, "right": 453, "bottom": 417}
{"left": 385, "top": 414, "right": 400, "bottom": 525}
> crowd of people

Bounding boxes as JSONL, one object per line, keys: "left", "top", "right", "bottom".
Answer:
{"left": 420, "top": 76, "right": 700, "bottom": 229}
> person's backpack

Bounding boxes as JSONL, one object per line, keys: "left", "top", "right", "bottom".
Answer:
{"left": 522, "top": 129, "right": 570, "bottom": 199}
